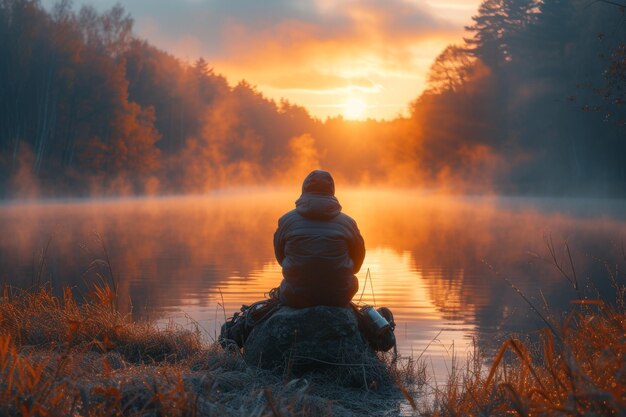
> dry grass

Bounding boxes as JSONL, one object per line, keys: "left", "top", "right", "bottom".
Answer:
{"left": 0, "top": 284, "right": 426, "bottom": 416}
{"left": 2, "top": 271, "right": 624, "bottom": 416}
{"left": 423, "top": 299, "right": 626, "bottom": 417}
{"left": 0, "top": 284, "right": 201, "bottom": 363}
{"left": 417, "top": 240, "right": 626, "bottom": 417}
{"left": 11, "top": 269, "right": 623, "bottom": 417}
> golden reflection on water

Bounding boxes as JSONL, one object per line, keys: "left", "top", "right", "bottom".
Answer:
{"left": 1, "top": 190, "right": 626, "bottom": 381}
{"left": 165, "top": 247, "right": 474, "bottom": 379}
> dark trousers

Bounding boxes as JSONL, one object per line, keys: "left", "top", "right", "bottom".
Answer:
{"left": 277, "top": 275, "right": 359, "bottom": 308}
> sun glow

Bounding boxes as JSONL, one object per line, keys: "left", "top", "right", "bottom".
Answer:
{"left": 342, "top": 98, "right": 367, "bottom": 120}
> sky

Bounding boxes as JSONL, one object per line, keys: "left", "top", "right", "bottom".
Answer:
{"left": 43, "top": 0, "right": 482, "bottom": 120}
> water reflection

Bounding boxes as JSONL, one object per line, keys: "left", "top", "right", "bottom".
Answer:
{"left": 1, "top": 191, "right": 625, "bottom": 381}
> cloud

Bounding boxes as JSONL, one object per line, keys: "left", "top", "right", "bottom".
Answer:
{"left": 40, "top": 0, "right": 473, "bottom": 118}
{"left": 261, "top": 71, "right": 382, "bottom": 93}
{"left": 121, "top": 0, "right": 457, "bottom": 68}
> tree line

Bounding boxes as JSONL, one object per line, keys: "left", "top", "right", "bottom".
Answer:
{"left": 412, "top": 0, "right": 626, "bottom": 195}
{"left": 0, "top": 0, "right": 624, "bottom": 197}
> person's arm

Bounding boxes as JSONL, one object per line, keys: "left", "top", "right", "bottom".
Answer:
{"left": 348, "top": 219, "right": 366, "bottom": 273}
{"left": 273, "top": 218, "right": 286, "bottom": 266}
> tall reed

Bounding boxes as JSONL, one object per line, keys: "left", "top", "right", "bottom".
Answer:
{"left": 425, "top": 288, "right": 625, "bottom": 416}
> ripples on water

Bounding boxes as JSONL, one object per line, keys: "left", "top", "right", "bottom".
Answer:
{"left": 1, "top": 190, "right": 625, "bottom": 381}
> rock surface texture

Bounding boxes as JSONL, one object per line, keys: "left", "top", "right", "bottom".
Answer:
{"left": 243, "top": 306, "right": 385, "bottom": 385}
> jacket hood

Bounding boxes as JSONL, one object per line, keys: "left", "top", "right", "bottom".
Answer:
{"left": 295, "top": 193, "right": 342, "bottom": 220}
{"left": 296, "top": 170, "right": 341, "bottom": 220}
{"left": 301, "top": 170, "right": 335, "bottom": 195}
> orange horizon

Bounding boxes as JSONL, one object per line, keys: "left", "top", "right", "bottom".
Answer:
{"left": 40, "top": 0, "right": 482, "bottom": 120}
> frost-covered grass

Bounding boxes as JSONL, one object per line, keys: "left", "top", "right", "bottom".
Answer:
{"left": 0, "top": 284, "right": 425, "bottom": 416}
{"left": 3, "top": 275, "right": 624, "bottom": 417}
{"left": 422, "top": 298, "right": 626, "bottom": 416}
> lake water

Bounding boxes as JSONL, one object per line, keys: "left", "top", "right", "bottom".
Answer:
{"left": 1, "top": 189, "right": 625, "bottom": 382}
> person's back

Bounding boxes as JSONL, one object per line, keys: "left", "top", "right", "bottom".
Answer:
{"left": 274, "top": 170, "right": 365, "bottom": 308}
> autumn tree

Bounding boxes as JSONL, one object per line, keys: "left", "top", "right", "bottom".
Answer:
{"left": 0, "top": 1, "right": 162, "bottom": 195}
{"left": 426, "top": 45, "right": 475, "bottom": 93}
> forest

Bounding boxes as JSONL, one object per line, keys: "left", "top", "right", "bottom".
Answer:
{"left": 0, "top": 0, "right": 624, "bottom": 198}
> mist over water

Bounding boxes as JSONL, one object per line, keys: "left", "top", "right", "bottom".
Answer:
{"left": 1, "top": 190, "right": 625, "bottom": 381}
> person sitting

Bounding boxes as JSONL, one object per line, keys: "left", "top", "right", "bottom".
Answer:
{"left": 220, "top": 170, "right": 395, "bottom": 353}
{"left": 273, "top": 170, "right": 365, "bottom": 308}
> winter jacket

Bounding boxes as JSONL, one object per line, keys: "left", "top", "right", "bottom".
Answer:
{"left": 273, "top": 170, "right": 365, "bottom": 308}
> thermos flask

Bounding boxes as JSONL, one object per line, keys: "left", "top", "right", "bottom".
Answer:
{"left": 362, "top": 306, "right": 390, "bottom": 335}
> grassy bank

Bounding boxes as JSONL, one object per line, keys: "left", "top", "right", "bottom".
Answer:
{"left": 1, "top": 281, "right": 624, "bottom": 416}
{"left": 0, "top": 284, "right": 424, "bottom": 416}
{"left": 424, "top": 297, "right": 625, "bottom": 416}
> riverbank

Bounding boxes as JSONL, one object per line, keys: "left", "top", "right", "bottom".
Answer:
{"left": 0, "top": 284, "right": 425, "bottom": 416}
{"left": 425, "top": 295, "right": 625, "bottom": 416}
{"left": 1, "top": 282, "right": 624, "bottom": 416}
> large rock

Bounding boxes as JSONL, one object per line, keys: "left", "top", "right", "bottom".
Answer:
{"left": 243, "top": 306, "right": 386, "bottom": 385}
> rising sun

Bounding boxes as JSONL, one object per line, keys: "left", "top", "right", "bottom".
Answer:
{"left": 342, "top": 98, "right": 367, "bottom": 120}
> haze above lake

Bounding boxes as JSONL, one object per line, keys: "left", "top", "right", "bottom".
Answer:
{"left": 2, "top": 190, "right": 625, "bottom": 379}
